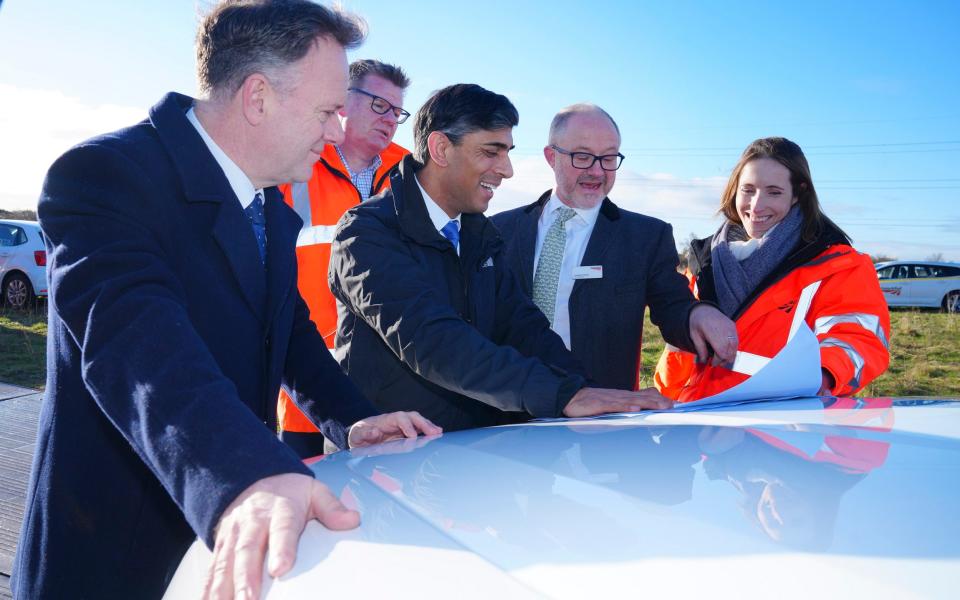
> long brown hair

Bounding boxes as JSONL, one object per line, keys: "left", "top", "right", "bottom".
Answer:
{"left": 719, "top": 137, "right": 848, "bottom": 243}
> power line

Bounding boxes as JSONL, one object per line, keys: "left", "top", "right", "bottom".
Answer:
{"left": 512, "top": 174, "right": 960, "bottom": 185}
{"left": 618, "top": 140, "right": 960, "bottom": 152}
{"left": 818, "top": 185, "right": 960, "bottom": 189}
{"left": 617, "top": 148, "right": 960, "bottom": 158}
{"left": 817, "top": 178, "right": 960, "bottom": 183}
{"left": 632, "top": 114, "right": 960, "bottom": 132}
{"left": 663, "top": 216, "right": 956, "bottom": 226}
{"left": 604, "top": 177, "right": 960, "bottom": 191}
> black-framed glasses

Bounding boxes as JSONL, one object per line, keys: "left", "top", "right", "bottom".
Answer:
{"left": 348, "top": 87, "right": 410, "bottom": 124}
{"left": 551, "top": 145, "right": 625, "bottom": 171}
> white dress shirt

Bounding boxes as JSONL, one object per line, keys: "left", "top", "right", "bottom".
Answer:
{"left": 533, "top": 193, "right": 604, "bottom": 349}
{"left": 186, "top": 107, "right": 263, "bottom": 208}
{"left": 415, "top": 175, "right": 461, "bottom": 254}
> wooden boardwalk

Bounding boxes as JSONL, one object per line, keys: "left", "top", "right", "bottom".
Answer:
{"left": 0, "top": 383, "right": 43, "bottom": 600}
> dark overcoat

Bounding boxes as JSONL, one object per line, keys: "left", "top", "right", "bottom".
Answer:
{"left": 12, "top": 93, "right": 377, "bottom": 599}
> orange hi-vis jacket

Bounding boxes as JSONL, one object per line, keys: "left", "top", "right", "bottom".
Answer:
{"left": 747, "top": 397, "right": 894, "bottom": 474}
{"left": 655, "top": 243, "right": 890, "bottom": 402}
{"left": 278, "top": 142, "right": 408, "bottom": 434}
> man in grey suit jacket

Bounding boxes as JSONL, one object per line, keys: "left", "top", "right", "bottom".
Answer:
{"left": 491, "top": 104, "right": 736, "bottom": 390}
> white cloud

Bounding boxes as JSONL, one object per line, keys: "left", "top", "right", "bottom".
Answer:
{"left": 0, "top": 84, "right": 145, "bottom": 210}
{"left": 493, "top": 163, "right": 960, "bottom": 260}
{"left": 5, "top": 87, "right": 952, "bottom": 263}
{"left": 489, "top": 155, "right": 555, "bottom": 213}
{"left": 490, "top": 156, "right": 727, "bottom": 246}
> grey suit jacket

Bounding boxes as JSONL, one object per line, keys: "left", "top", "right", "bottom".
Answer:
{"left": 490, "top": 191, "right": 696, "bottom": 390}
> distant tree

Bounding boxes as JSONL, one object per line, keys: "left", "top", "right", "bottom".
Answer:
{"left": 925, "top": 252, "right": 945, "bottom": 262}
{"left": 0, "top": 209, "right": 38, "bottom": 221}
{"left": 871, "top": 253, "right": 897, "bottom": 264}
{"left": 676, "top": 232, "right": 700, "bottom": 272}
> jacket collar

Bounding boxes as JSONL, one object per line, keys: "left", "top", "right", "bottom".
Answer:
{"left": 692, "top": 219, "right": 853, "bottom": 319}
{"left": 579, "top": 196, "right": 620, "bottom": 267}
{"left": 391, "top": 155, "right": 502, "bottom": 261}
{"left": 523, "top": 189, "right": 621, "bottom": 220}
{"left": 512, "top": 191, "right": 552, "bottom": 288}
{"left": 150, "top": 92, "right": 237, "bottom": 205}
{"left": 149, "top": 92, "right": 297, "bottom": 324}
{"left": 514, "top": 190, "right": 621, "bottom": 289}
{"left": 263, "top": 189, "right": 300, "bottom": 324}
{"left": 320, "top": 142, "right": 409, "bottom": 184}
{"left": 377, "top": 142, "right": 410, "bottom": 174}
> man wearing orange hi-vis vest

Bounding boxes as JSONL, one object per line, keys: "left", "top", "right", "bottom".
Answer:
{"left": 279, "top": 59, "right": 412, "bottom": 457}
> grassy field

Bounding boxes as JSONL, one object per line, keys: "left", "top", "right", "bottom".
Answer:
{"left": 1, "top": 303, "right": 958, "bottom": 397}
{"left": 0, "top": 304, "right": 47, "bottom": 390}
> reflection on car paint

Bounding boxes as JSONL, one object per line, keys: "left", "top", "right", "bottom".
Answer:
{"left": 313, "top": 396, "right": 959, "bottom": 569}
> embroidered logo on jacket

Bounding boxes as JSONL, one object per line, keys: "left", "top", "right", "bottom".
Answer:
{"left": 778, "top": 300, "right": 796, "bottom": 313}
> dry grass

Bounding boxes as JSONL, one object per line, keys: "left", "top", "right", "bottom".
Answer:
{"left": 863, "top": 311, "right": 960, "bottom": 396}
{"left": 1, "top": 304, "right": 958, "bottom": 397}
{"left": 0, "top": 304, "right": 48, "bottom": 390}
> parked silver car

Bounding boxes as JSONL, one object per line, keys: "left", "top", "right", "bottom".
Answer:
{"left": 876, "top": 260, "right": 960, "bottom": 313}
{"left": 166, "top": 397, "right": 960, "bottom": 599}
{"left": 0, "top": 219, "right": 47, "bottom": 310}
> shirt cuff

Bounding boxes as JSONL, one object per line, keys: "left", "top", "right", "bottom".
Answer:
{"left": 555, "top": 374, "right": 587, "bottom": 416}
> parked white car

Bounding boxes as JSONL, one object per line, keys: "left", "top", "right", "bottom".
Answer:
{"left": 875, "top": 260, "right": 960, "bottom": 313}
{"left": 0, "top": 219, "right": 47, "bottom": 310}
{"left": 166, "top": 397, "right": 959, "bottom": 599}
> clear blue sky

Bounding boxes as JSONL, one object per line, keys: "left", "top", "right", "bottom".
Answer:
{"left": 1, "top": 0, "right": 958, "bottom": 259}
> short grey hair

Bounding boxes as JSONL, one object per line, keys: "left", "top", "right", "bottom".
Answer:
{"left": 196, "top": 0, "right": 366, "bottom": 100}
{"left": 349, "top": 59, "right": 411, "bottom": 90}
{"left": 547, "top": 103, "right": 620, "bottom": 145}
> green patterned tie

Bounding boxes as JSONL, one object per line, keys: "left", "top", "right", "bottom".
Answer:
{"left": 532, "top": 207, "right": 576, "bottom": 324}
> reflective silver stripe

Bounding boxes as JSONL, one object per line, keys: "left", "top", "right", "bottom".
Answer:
{"left": 730, "top": 351, "right": 769, "bottom": 376}
{"left": 296, "top": 224, "right": 337, "bottom": 247}
{"left": 290, "top": 182, "right": 312, "bottom": 226}
{"left": 788, "top": 280, "right": 822, "bottom": 340}
{"left": 814, "top": 313, "right": 889, "bottom": 350}
{"left": 661, "top": 343, "right": 770, "bottom": 376}
{"left": 820, "top": 337, "right": 865, "bottom": 389}
{"left": 730, "top": 280, "right": 820, "bottom": 375}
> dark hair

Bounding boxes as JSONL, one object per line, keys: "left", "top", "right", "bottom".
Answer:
{"left": 548, "top": 103, "right": 620, "bottom": 144}
{"left": 196, "top": 0, "right": 366, "bottom": 99}
{"left": 349, "top": 59, "right": 410, "bottom": 90}
{"left": 412, "top": 84, "right": 519, "bottom": 163}
{"left": 720, "top": 137, "right": 849, "bottom": 243}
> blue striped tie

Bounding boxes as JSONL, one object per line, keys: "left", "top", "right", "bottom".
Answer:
{"left": 441, "top": 219, "right": 460, "bottom": 254}
{"left": 244, "top": 192, "right": 267, "bottom": 265}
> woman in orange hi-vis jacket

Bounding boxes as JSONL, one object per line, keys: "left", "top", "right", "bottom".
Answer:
{"left": 654, "top": 137, "right": 890, "bottom": 402}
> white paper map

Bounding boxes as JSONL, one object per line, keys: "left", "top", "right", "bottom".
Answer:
{"left": 671, "top": 322, "right": 822, "bottom": 412}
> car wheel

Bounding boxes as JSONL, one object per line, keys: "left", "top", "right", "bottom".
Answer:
{"left": 2, "top": 272, "right": 35, "bottom": 310}
{"left": 944, "top": 290, "right": 960, "bottom": 314}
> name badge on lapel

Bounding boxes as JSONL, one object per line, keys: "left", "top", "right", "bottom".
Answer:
{"left": 572, "top": 265, "right": 603, "bottom": 279}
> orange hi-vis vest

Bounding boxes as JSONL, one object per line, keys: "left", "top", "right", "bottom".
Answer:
{"left": 277, "top": 142, "right": 408, "bottom": 434}
{"left": 655, "top": 245, "right": 890, "bottom": 402}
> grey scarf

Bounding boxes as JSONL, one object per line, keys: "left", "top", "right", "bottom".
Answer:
{"left": 711, "top": 205, "right": 804, "bottom": 317}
